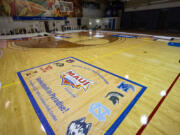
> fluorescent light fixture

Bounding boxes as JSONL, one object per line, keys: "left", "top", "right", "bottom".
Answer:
{"left": 96, "top": 19, "right": 100, "bottom": 23}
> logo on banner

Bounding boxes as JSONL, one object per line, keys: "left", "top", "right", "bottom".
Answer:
{"left": 40, "top": 65, "right": 53, "bottom": 72}
{"left": 66, "top": 117, "right": 92, "bottom": 135}
{"left": 89, "top": 102, "right": 111, "bottom": 121}
{"left": 66, "top": 59, "right": 75, "bottom": 63}
{"left": 105, "top": 92, "right": 124, "bottom": 105}
{"left": 26, "top": 70, "right": 38, "bottom": 77}
{"left": 117, "top": 81, "right": 135, "bottom": 92}
{"left": 60, "top": 70, "right": 94, "bottom": 92}
{"left": 54, "top": 62, "right": 64, "bottom": 67}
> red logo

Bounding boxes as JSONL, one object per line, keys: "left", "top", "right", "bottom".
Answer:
{"left": 60, "top": 70, "right": 94, "bottom": 92}
{"left": 40, "top": 65, "right": 53, "bottom": 72}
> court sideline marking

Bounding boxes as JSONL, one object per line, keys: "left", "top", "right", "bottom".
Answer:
{"left": 1, "top": 81, "right": 20, "bottom": 89}
{"left": 136, "top": 73, "right": 180, "bottom": 135}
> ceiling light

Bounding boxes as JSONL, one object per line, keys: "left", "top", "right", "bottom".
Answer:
{"left": 96, "top": 19, "right": 100, "bottom": 23}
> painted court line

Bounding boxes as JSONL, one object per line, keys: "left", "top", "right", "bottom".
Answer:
{"left": 136, "top": 73, "right": 180, "bottom": 135}
{"left": 1, "top": 81, "right": 20, "bottom": 89}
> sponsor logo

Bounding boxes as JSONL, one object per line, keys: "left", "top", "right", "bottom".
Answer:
{"left": 60, "top": 70, "right": 94, "bottom": 92}
{"left": 66, "top": 59, "right": 75, "bottom": 63}
{"left": 117, "top": 81, "right": 135, "bottom": 92}
{"left": 26, "top": 70, "right": 38, "bottom": 77}
{"left": 40, "top": 65, "right": 53, "bottom": 72}
{"left": 89, "top": 102, "right": 111, "bottom": 121}
{"left": 54, "top": 62, "right": 64, "bottom": 67}
{"left": 105, "top": 92, "right": 124, "bottom": 105}
{"left": 66, "top": 117, "right": 92, "bottom": 135}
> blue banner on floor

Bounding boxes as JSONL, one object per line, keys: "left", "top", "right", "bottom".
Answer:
{"left": 54, "top": 35, "right": 71, "bottom": 38}
{"left": 112, "top": 34, "right": 138, "bottom": 38}
{"left": 168, "top": 42, "right": 180, "bottom": 47}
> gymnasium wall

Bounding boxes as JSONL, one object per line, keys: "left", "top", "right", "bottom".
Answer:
{"left": 87, "top": 17, "right": 120, "bottom": 30}
{"left": 0, "top": 17, "right": 82, "bottom": 34}
{"left": 0, "top": 16, "right": 48, "bottom": 34}
{"left": 0, "top": 0, "right": 82, "bottom": 17}
{"left": 0, "top": 16, "right": 121, "bottom": 35}
{"left": 82, "top": 1, "right": 105, "bottom": 18}
{"left": 121, "top": 7, "right": 180, "bottom": 33}
{"left": 125, "top": 0, "right": 180, "bottom": 12}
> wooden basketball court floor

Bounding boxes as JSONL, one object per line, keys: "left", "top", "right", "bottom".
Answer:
{"left": 0, "top": 31, "right": 180, "bottom": 135}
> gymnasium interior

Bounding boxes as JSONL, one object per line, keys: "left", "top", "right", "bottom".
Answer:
{"left": 0, "top": 0, "right": 180, "bottom": 135}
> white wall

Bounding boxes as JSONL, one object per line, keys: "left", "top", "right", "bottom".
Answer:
{"left": 0, "top": 17, "right": 46, "bottom": 34}
{"left": 0, "top": 17, "right": 80, "bottom": 34}
{"left": 0, "top": 16, "right": 120, "bottom": 35}
{"left": 88, "top": 17, "right": 120, "bottom": 30}
{"left": 67, "top": 17, "right": 78, "bottom": 29}
{"left": 82, "top": 17, "right": 89, "bottom": 27}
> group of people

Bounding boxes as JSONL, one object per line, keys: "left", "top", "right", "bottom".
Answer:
{"left": 1, "top": 28, "right": 40, "bottom": 36}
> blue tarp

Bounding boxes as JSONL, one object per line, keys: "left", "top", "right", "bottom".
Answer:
{"left": 168, "top": 42, "right": 180, "bottom": 47}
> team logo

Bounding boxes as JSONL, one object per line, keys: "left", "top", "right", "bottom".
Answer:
{"left": 89, "top": 102, "right": 111, "bottom": 121}
{"left": 66, "top": 117, "right": 92, "bottom": 135}
{"left": 105, "top": 92, "right": 124, "bottom": 105}
{"left": 66, "top": 59, "right": 75, "bottom": 63}
{"left": 60, "top": 70, "right": 94, "bottom": 92}
{"left": 117, "top": 81, "right": 135, "bottom": 92}
{"left": 54, "top": 62, "right": 64, "bottom": 67}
